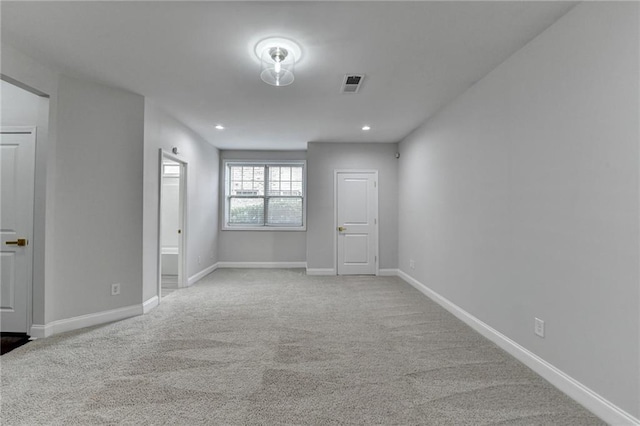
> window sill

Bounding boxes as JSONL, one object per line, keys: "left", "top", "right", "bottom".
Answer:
{"left": 222, "top": 226, "right": 306, "bottom": 232}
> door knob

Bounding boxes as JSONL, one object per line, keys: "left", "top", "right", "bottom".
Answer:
{"left": 178, "top": 229, "right": 182, "bottom": 234}
{"left": 5, "top": 238, "right": 28, "bottom": 247}
{"left": 337, "top": 226, "right": 347, "bottom": 232}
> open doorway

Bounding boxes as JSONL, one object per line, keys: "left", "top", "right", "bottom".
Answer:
{"left": 158, "top": 151, "right": 187, "bottom": 299}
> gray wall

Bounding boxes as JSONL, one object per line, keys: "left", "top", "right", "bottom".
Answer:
{"left": 218, "top": 150, "right": 307, "bottom": 263}
{"left": 306, "top": 142, "right": 399, "bottom": 271}
{"left": 52, "top": 75, "right": 145, "bottom": 320}
{"left": 398, "top": 2, "right": 639, "bottom": 417}
{"left": 143, "top": 101, "right": 219, "bottom": 301}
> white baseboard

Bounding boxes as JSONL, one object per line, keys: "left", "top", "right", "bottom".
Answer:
{"left": 217, "top": 261, "right": 307, "bottom": 269}
{"left": 187, "top": 262, "right": 218, "bottom": 285}
{"left": 29, "top": 304, "right": 142, "bottom": 339}
{"left": 29, "top": 324, "right": 47, "bottom": 338}
{"left": 396, "top": 270, "right": 639, "bottom": 426}
{"left": 306, "top": 268, "right": 336, "bottom": 276}
{"left": 143, "top": 295, "right": 159, "bottom": 314}
{"left": 306, "top": 268, "right": 398, "bottom": 276}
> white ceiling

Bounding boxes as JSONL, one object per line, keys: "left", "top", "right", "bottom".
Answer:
{"left": 1, "top": 1, "right": 575, "bottom": 150}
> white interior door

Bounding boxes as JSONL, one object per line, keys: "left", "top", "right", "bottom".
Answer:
{"left": 336, "top": 171, "right": 378, "bottom": 275}
{"left": 1, "top": 128, "right": 35, "bottom": 333}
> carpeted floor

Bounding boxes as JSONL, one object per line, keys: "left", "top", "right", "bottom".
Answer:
{"left": 1, "top": 269, "right": 603, "bottom": 425}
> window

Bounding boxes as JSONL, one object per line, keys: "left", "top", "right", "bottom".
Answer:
{"left": 223, "top": 160, "right": 306, "bottom": 230}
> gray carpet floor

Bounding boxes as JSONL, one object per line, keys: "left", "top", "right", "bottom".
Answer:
{"left": 1, "top": 269, "right": 603, "bottom": 425}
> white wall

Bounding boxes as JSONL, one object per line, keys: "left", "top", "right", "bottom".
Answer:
{"left": 52, "top": 75, "right": 145, "bottom": 320}
{"left": 218, "top": 150, "right": 307, "bottom": 263}
{"left": 398, "top": 2, "right": 639, "bottom": 418}
{"left": 143, "top": 100, "right": 219, "bottom": 301}
{"left": 306, "top": 142, "right": 398, "bottom": 271}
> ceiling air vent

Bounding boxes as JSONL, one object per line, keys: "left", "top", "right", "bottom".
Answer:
{"left": 341, "top": 74, "right": 364, "bottom": 94}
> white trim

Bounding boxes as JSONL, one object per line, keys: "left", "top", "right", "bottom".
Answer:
{"left": 143, "top": 296, "right": 159, "bottom": 314}
{"left": 217, "top": 261, "right": 306, "bottom": 269}
{"left": 29, "top": 324, "right": 47, "bottom": 338}
{"left": 306, "top": 268, "right": 336, "bottom": 276}
{"left": 378, "top": 268, "right": 399, "bottom": 276}
{"left": 27, "top": 304, "right": 142, "bottom": 338}
{"left": 222, "top": 160, "right": 307, "bottom": 231}
{"left": 397, "top": 269, "right": 640, "bottom": 426}
{"left": 187, "top": 262, "right": 219, "bottom": 285}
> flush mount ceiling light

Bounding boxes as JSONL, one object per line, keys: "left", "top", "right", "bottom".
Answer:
{"left": 215, "top": 124, "right": 225, "bottom": 130}
{"left": 255, "top": 37, "right": 302, "bottom": 87}
{"left": 362, "top": 125, "right": 371, "bottom": 131}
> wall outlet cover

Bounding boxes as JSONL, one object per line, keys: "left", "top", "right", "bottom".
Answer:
{"left": 111, "top": 283, "right": 121, "bottom": 296}
{"left": 534, "top": 317, "right": 545, "bottom": 338}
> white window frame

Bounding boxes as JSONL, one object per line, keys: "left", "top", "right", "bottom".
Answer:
{"left": 223, "top": 160, "right": 307, "bottom": 231}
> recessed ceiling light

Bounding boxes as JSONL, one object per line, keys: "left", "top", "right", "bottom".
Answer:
{"left": 362, "top": 125, "right": 371, "bottom": 131}
{"left": 215, "top": 125, "right": 225, "bottom": 130}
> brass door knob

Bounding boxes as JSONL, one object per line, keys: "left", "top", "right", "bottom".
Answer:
{"left": 5, "top": 238, "right": 28, "bottom": 247}
{"left": 337, "top": 226, "right": 346, "bottom": 232}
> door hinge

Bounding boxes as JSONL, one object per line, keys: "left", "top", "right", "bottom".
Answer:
{"left": 375, "top": 255, "right": 377, "bottom": 263}
{"left": 374, "top": 218, "right": 377, "bottom": 225}
{"left": 374, "top": 181, "right": 377, "bottom": 188}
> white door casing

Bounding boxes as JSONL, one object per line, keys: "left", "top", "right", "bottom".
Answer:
{"left": 335, "top": 171, "right": 378, "bottom": 275}
{"left": 1, "top": 128, "right": 36, "bottom": 333}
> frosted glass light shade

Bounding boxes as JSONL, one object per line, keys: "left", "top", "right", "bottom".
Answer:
{"left": 260, "top": 46, "right": 295, "bottom": 87}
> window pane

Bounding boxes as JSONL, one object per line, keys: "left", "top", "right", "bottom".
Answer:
{"left": 242, "top": 167, "right": 254, "bottom": 181}
{"left": 254, "top": 167, "right": 264, "bottom": 181}
{"left": 231, "top": 166, "right": 242, "bottom": 180}
{"left": 270, "top": 167, "right": 280, "bottom": 180}
{"left": 280, "top": 167, "right": 291, "bottom": 181}
{"left": 229, "top": 198, "right": 264, "bottom": 225}
{"left": 163, "top": 164, "right": 180, "bottom": 175}
{"left": 267, "top": 198, "right": 303, "bottom": 226}
{"left": 268, "top": 165, "right": 302, "bottom": 196}
{"left": 230, "top": 165, "right": 264, "bottom": 196}
{"left": 291, "top": 167, "right": 302, "bottom": 182}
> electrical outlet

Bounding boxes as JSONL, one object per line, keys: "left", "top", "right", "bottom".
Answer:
{"left": 534, "top": 317, "right": 545, "bottom": 338}
{"left": 111, "top": 283, "right": 121, "bottom": 296}
{"left": 197, "top": 256, "right": 201, "bottom": 265}
{"left": 409, "top": 259, "right": 415, "bottom": 269}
